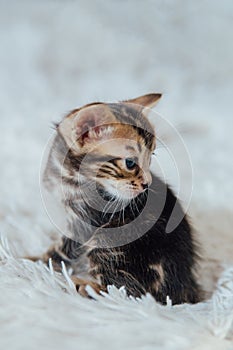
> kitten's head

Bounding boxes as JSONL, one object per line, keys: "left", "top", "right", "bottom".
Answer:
{"left": 57, "top": 93, "right": 161, "bottom": 202}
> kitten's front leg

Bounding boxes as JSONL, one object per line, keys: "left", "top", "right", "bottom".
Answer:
{"left": 26, "top": 239, "right": 106, "bottom": 298}
{"left": 25, "top": 246, "right": 71, "bottom": 272}
{"left": 87, "top": 248, "right": 147, "bottom": 298}
{"left": 101, "top": 269, "right": 147, "bottom": 298}
{"left": 25, "top": 237, "right": 81, "bottom": 272}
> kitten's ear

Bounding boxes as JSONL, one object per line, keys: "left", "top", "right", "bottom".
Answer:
{"left": 124, "top": 93, "right": 162, "bottom": 110}
{"left": 58, "top": 104, "right": 116, "bottom": 150}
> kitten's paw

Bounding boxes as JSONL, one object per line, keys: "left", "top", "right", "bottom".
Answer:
{"left": 24, "top": 255, "right": 41, "bottom": 262}
{"left": 24, "top": 254, "right": 63, "bottom": 272}
{"left": 71, "top": 276, "right": 106, "bottom": 298}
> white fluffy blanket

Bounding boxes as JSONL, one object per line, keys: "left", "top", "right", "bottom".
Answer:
{"left": 1, "top": 1, "right": 233, "bottom": 349}
{"left": 0, "top": 238, "right": 233, "bottom": 350}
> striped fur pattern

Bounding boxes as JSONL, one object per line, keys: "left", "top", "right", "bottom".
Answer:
{"left": 38, "top": 94, "right": 202, "bottom": 304}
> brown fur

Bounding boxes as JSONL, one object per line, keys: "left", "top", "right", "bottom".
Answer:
{"left": 149, "top": 264, "right": 165, "bottom": 293}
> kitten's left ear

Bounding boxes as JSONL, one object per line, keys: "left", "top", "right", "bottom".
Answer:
{"left": 58, "top": 104, "right": 116, "bottom": 151}
{"left": 124, "top": 93, "right": 162, "bottom": 110}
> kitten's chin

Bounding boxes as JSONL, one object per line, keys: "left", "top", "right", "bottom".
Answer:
{"left": 96, "top": 183, "right": 115, "bottom": 202}
{"left": 96, "top": 184, "right": 131, "bottom": 203}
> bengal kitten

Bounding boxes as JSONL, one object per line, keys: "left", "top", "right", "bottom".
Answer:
{"left": 32, "top": 93, "right": 202, "bottom": 304}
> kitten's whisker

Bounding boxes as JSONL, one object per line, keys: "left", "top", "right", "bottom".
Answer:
{"left": 129, "top": 198, "right": 134, "bottom": 216}
{"left": 102, "top": 194, "right": 120, "bottom": 217}
{"left": 122, "top": 200, "right": 126, "bottom": 224}
{"left": 148, "top": 187, "right": 159, "bottom": 195}
{"left": 102, "top": 200, "right": 116, "bottom": 219}
{"left": 118, "top": 199, "right": 124, "bottom": 226}
{"left": 109, "top": 197, "right": 121, "bottom": 222}
{"left": 133, "top": 197, "right": 140, "bottom": 215}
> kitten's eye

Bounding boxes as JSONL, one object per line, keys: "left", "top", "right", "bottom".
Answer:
{"left": 125, "top": 158, "right": 137, "bottom": 170}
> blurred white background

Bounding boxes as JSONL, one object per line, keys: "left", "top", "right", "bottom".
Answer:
{"left": 1, "top": 1, "right": 233, "bottom": 268}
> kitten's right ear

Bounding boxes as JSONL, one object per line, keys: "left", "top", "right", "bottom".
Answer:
{"left": 124, "top": 93, "right": 162, "bottom": 110}
{"left": 58, "top": 104, "right": 116, "bottom": 150}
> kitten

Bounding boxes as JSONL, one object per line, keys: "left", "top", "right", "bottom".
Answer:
{"left": 34, "top": 93, "right": 202, "bottom": 304}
